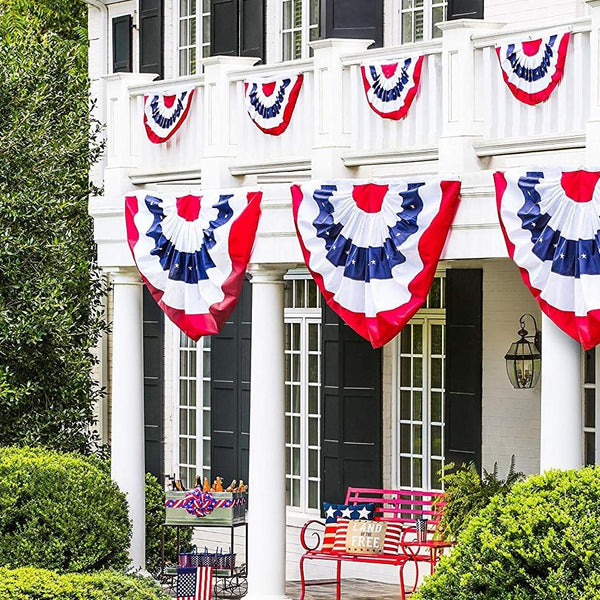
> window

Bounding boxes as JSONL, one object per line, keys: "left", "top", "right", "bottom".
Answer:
{"left": 178, "top": 0, "right": 211, "bottom": 76}
{"left": 397, "top": 274, "right": 446, "bottom": 490}
{"left": 177, "top": 330, "right": 212, "bottom": 489}
{"left": 583, "top": 347, "right": 598, "bottom": 465}
{"left": 285, "top": 277, "right": 322, "bottom": 512}
{"left": 400, "top": 0, "right": 447, "bottom": 44}
{"left": 282, "top": 0, "right": 320, "bottom": 61}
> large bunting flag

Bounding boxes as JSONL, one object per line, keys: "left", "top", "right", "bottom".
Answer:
{"left": 360, "top": 56, "right": 424, "bottom": 120}
{"left": 125, "top": 189, "right": 261, "bottom": 340}
{"left": 292, "top": 179, "right": 461, "bottom": 347}
{"left": 144, "top": 87, "right": 196, "bottom": 143}
{"left": 495, "top": 169, "right": 600, "bottom": 349}
{"left": 495, "top": 31, "right": 570, "bottom": 105}
{"left": 244, "top": 74, "right": 303, "bottom": 135}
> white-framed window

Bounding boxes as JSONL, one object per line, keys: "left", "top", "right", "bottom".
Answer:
{"left": 178, "top": 0, "right": 211, "bottom": 76}
{"left": 396, "top": 274, "right": 446, "bottom": 490}
{"left": 282, "top": 0, "right": 320, "bottom": 61}
{"left": 400, "top": 0, "right": 447, "bottom": 44}
{"left": 177, "top": 330, "right": 212, "bottom": 489}
{"left": 284, "top": 276, "right": 322, "bottom": 513}
{"left": 583, "top": 347, "right": 598, "bottom": 465}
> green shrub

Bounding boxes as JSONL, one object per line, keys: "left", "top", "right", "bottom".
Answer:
{"left": 0, "top": 446, "right": 130, "bottom": 573}
{"left": 439, "top": 457, "right": 524, "bottom": 541}
{"left": 145, "top": 472, "right": 191, "bottom": 575}
{"left": 0, "top": 567, "right": 169, "bottom": 600}
{"left": 415, "top": 466, "right": 600, "bottom": 600}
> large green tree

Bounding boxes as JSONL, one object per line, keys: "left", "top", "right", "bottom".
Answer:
{"left": 0, "top": 0, "right": 106, "bottom": 452}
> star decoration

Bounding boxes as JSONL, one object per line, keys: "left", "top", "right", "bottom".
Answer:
{"left": 581, "top": 253, "right": 587, "bottom": 259}
{"left": 370, "top": 260, "right": 376, "bottom": 265}
{"left": 560, "top": 253, "right": 565, "bottom": 259}
{"left": 351, "top": 259, "right": 356, "bottom": 265}
{"left": 356, "top": 506, "right": 372, "bottom": 519}
{"left": 340, "top": 507, "right": 353, "bottom": 519}
{"left": 325, "top": 506, "right": 336, "bottom": 520}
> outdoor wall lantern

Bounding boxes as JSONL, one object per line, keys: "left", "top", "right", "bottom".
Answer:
{"left": 504, "top": 314, "right": 542, "bottom": 389}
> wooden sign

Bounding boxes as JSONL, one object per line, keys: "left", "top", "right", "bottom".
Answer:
{"left": 345, "top": 520, "right": 387, "bottom": 554}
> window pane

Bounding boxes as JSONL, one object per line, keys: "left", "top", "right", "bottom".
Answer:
{"left": 310, "top": 0, "right": 319, "bottom": 25}
{"left": 309, "top": 386, "right": 319, "bottom": 414}
{"left": 285, "top": 354, "right": 291, "bottom": 382}
{"left": 429, "top": 278, "right": 441, "bottom": 308}
{"left": 292, "top": 384, "right": 300, "bottom": 413}
{"left": 285, "top": 323, "right": 291, "bottom": 350}
{"left": 400, "top": 390, "right": 411, "bottom": 420}
{"left": 294, "top": 0, "right": 303, "bottom": 28}
{"left": 189, "top": 351, "right": 197, "bottom": 377}
{"left": 400, "top": 423, "right": 411, "bottom": 453}
{"left": 179, "top": 49, "right": 189, "bottom": 76}
{"left": 294, "top": 280, "right": 304, "bottom": 308}
{"left": 189, "top": 438, "right": 196, "bottom": 465}
{"left": 431, "top": 391, "right": 442, "bottom": 422}
{"left": 292, "top": 479, "right": 301, "bottom": 506}
{"left": 400, "top": 457, "right": 411, "bottom": 486}
{"left": 180, "top": 409, "right": 188, "bottom": 435}
{"left": 432, "top": 5, "right": 446, "bottom": 38}
{"left": 203, "top": 440, "right": 210, "bottom": 464}
{"left": 189, "top": 380, "right": 197, "bottom": 406}
{"left": 431, "top": 358, "right": 443, "bottom": 389}
{"left": 292, "top": 323, "right": 301, "bottom": 351}
{"left": 400, "top": 328, "right": 411, "bottom": 354}
{"left": 203, "top": 349, "right": 210, "bottom": 377}
{"left": 585, "top": 348, "right": 595, "bottom": 384}
{"left": 292, "top": 354, "right": 300, "bottom": 381}
{"left": 413, "top": 424, "right": 422, "bottom": 454}
{"left": 286, "top": 478, "right": 291, "bottom": 505}
{"left": 308, "top": 323, "right": 318, "bottom": 351}
{"left": 413, "top": 325, "right": 423, "bottom": 354}
{"left": 585, "top": 432, "right": 595, "bottom": 466}
{"left": 203, "top": 381, "right": 210, "bottom": 407}
{"left": 180, "top": 19, "right": 189, "bottom": 46}
{"left": 283, "top": 0, "right": 292, "bottom": 29}
{"left": 180, "top": 438, "right": 188, "bottom": 464}
{"left": 309, "top": 449, "right": 318, "bottom": 477}
{"left": 292, "top": 448, "right": 301, "bottom": 475}
{"left": 203, "top": 0, "right": 210, "bottom": 12}
{"left": 431, "top": 459, "right": 443, "bottom": 489}
{"left": 431, "top": 425, "right": 442, "bottom": 456}
{"left": 286, "top": 416, "right": 291, "bottom": 444}
{"left": 292, "top": 416, "right": 301, "bottom": 444}
{"left": 203, "top": 410, "right": 210, "bottom": 434}
{"left": 202, "top": 15, "right": 209, "bottom": 43}
{"left": 180, "top": 380, "right": 188, "bottom": 406}
{"left": 189, "top": 408, "right": 197, "bottom": 436}
{"left": 415, "top": 9, "right": 424, "bottom": 39}
{"left": 181, "top": 351, "right": 188, "bottom": 376}
{"left": 308, "top": 280, "right": 318, "bottom": 307}
{"left": 180, "top": 0, "right": 189, "bottom": 18}
{"left": 309, "top": 26, "right": 319, "bottom": 41}
{"left": 585, "top": 388, "right": 596, "bottom": 429}
{"left": 412, "top": 458, "right": 422, "bottom": 488}
{"left": 294, "top": 30, "right": 302, "bottom": 59}
{"left": 402, "top": 12, "right": 413, "bottom": 44}
{"left": 308, "top": 354, "right": 319, "bottom": 382}
{"left": 400, "top": 357, "right": 411, "bottom": 387}
{"left": 414, "top": 358, "right": 423, "bottom": 387}
{"left": 308, "top": 480, "right": 319, "bottom": 509}
{"left": 285, "top": 385, "right": 291, "bottom": 412}
{"left": 431, "top": 325, "right": 443, "bottom": 355}
{"left": 413, "top": 391, "right": 422, "bottom": 421}
{"left": 308, "top": 417, "right": 318, "bottom": 446}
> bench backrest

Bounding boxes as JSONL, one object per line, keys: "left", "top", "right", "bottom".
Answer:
{"left": 344, "top": 487, "right": 446, "bottom": 528}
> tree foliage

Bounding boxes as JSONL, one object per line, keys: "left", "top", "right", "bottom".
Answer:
{"left": 0, "top": 1, "right": 106, "bottom": 452}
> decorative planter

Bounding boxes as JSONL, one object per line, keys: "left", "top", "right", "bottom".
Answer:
{"left": 165, "top": 491, "right": 247, "bottom": 526}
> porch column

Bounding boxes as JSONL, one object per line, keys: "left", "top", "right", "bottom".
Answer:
{"left": 247, "top": 266, "right": 288, "bottom": 600}
{"left": 110, "top": 268, "right": 146, "bottom": 569}
{"left": 540, "top": 314, "right": 583, "bottom": 471}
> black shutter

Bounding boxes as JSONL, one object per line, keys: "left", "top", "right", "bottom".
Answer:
{"left": 139, "top": 0, "right": 164, "bottom": 78}
{"left": 448, "top": 0, "right": 484, "bottom": 20}
{"left": 112, "top": 15, "right": 132, "bottom": 73}
{"left": 240, "top": 0, "right": 265, "bottom": 62}
{"left": 210, "top": 0, "right": 240, "bottom": 57}
{"left": 321, "top": 306, "right": 382, "bottom": 505}
{"left": 210, "top": 279, "right": 251, "bottom": 485}
{"left": 445, "top": 269, "right": 483, "bottom": 471}
{"left": 143, "top": 288, "right": 164, "bottom": 480}
{"left": 323, "top": 0, "right": 383, "bottom": 48}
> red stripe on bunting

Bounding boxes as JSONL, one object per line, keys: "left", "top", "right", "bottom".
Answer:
{"left": 144, "top": 88, "right": 195, "bottom": 144}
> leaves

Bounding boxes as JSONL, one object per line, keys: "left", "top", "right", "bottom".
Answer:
{"left": 0, "top": 3, "right": 106, "bottom": 453}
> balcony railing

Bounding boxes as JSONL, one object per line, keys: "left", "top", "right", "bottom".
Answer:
{"left": 102, "top": 15, "right": 594, "bottom": 186}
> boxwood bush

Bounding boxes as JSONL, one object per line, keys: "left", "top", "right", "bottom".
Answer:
{"left": 0, "top": 446, "right": 130, "bottom": 572}
{"left": 415, "top": 466, "right": 600, "bottom": 600}
{"left": 0, "top": 567, "right": 169, "bottom": 599}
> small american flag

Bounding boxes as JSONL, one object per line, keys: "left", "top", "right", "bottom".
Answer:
{"left": 177, "top": 566, "right": 213, "bottom": 600}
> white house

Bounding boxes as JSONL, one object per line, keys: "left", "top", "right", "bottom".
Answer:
{"left": 87, "top": 0, "right": 600, "bottom": 597}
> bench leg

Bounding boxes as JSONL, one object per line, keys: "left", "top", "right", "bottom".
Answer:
{"left": 299, "top": 555, "right": 307, "bottom": 600}
{"left": 336, "top": 559, "right": 342, "bottom": 600}
{"left": 399, "top": 559, "right": 420, "bottom": 600}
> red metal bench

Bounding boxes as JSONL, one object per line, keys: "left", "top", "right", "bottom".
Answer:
{"left": 299, "top": 487, "right": 452, "bottom": 600}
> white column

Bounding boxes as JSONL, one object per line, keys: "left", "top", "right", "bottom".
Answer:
{"left": 246, "top": 267, "right": 288, "bottom": 600}
{"left": 540, "top": 314, "right": 583, "bottom": 471}
{"left": 111, "top": 269, "right": 146, "bottom": 570}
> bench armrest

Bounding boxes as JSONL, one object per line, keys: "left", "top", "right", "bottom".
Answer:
{"left": 300, "top": 519, "right": 326, "bottom": 551}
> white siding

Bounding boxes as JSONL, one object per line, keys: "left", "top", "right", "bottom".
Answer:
{"left": 485, "top": 0, "right": 588, "bottom": 26}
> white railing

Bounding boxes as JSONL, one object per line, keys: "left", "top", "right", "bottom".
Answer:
{"left": 341, "top": 42, "right": 443, "bottom": 159}
{"left": 228, "top": 60, "right": 314, "bottom": 169}
{"left": 129, "top": 75, "right": 205, "bottom": 179}
{"left": 474, "top": 20, "right": 590, "bottom": 148}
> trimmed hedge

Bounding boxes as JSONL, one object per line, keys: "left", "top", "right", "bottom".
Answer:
{"left": 415, "top": 466, "right": 600, "bottom": 600}
{"left": 0, "top": 447, "right": 130, "bottom": 572}
{"left": 0, "top": 567, "right": 169, "bottom": 599}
